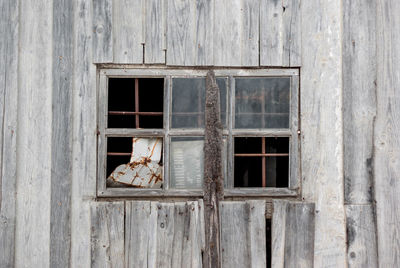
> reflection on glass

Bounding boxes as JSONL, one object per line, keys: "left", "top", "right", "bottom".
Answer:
{"left": 170, "top": 137, "right": 204, "bottom": 189}
{"left": 235, "top": 77, "right": 290, "bottom": 128}
{"left": 171, "top": 78, "right": 227, "bottom": 128}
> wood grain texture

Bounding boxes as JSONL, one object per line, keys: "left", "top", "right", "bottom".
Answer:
{"left": 145, "top": 0, "right": 165, "bottom": 64}
{"left": 125, "top": 201, "right": 151, "bottom": 268}
{"left": 260, "top": 0, "right": 283, "bottom": 66}
{"left": 0, "top": 0, "right": 18, "bottom": 267}
{"left": 282, "top": 0, "right": 301, "bottom": 66}
{"left": 213, "top": 0, "right": 259, "bottom": 66}
{"left": 90, "top": 202, "right": 125, "bottom": 268}
{"left": 166, "top": 0, "right": 196, "bottom": 65}
{"left": 220, "top": 201, "right": 266, "bottom": 268}
{"left": 271, "top": 200, "right": 288, "bottom": 268}
{"left": 113, "top": 0, "right": 143, "bottom": 63}
{"left": 70, "top": 1, "right": 98, "bottom": 266}
{"left": 375, "top": 0, "right": 400, "bottom": 266}
{"left": 194, "top": 0, "right": 213, "bottom": 65}
{"left": 166, "top": 0, "right": 213, "bottom": 66}
{"left": 15, "top": 0, "right": 53, "bottom": 266}
{"left": 50, "top": 0, "right": 74, "bottom": 266}
{"left": 284, "top": 202, "right": 315, "bottom": 268}
{"left": 93, "top": 0, "right": 113, "bottom": 63}
{"left": 300, "top": 1, "right": 347, "bottom": 267}
{"left": 124, "top": 201, "right": 204, "bottom": 268}
{"left": 343, "top": 0, "right": 376, "bottom": 204}
{"left": 345, "top": 205, "right": 378, "bottom": 268}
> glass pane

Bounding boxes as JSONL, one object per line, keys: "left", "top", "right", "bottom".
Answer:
{"left": 235, "top": 77, "right": 290, "bottom": 128}
{"left": 171, "top": 77, "right": 227, "bottom": 128}
{"left": 170, "top": 137, "right": 204, "bottom": 189}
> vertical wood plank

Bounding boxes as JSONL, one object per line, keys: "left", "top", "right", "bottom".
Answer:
{"left": 260, "top": 0, "right": 283, "bottom": 66}
{"left": 70, "top": 0, "right": 98, "bottom": 266}
{"left": 375, "top": 0, "right": 400, "bottom": 266}
{"left": 93, "top": 0, "right": 113, "bottom": 63}
{"left": 195, "top": 0, "right": 213, "bottom": 65}
{"left": 214, "top": 0, "right": 259, "bottom": 66}
{"left": 145, "top": 0, "right": 165, "bottom": 64}
{"left": 343, "top": 0, "right": 376, "bottom": 204}
{"left": 247, "top": 200, "right": 266, "bottom": 268}
{"left": 271, "top": 200, "right": 288, "bottom": 268}
{"left": 171, "top": 202, "right": 187, "bottom": 268}
{"left": 0, "top": 0, "right": 18, "bottom": 267}
{"left": 301, "top": 0, "right": 347, "bottom": 266}
{"left": 155, "top": 203, "right": 175, "bottom": 268}
{"left": 166, "top": 0, "right": 196, "bottom": 65}
{"left": 125, "top": 201, "right": 151, "bottom": 268}
{"left": 50, "top": 0, "right": 74, "bottom": 266}
{"left": 284, "top": 202, "right": 315, "bottom": 268}
{"left": 282, "top": 0, "right": 301, "bottom": 66}
{"left": 113, "top": 0, "right": 143, "bottom": 63}
{"left": 345, "top": 205, "right": 378, "bottom": 268}
{"left": 90, "top": 202, "right": 125, "bottom": 268}
{"left": 15, "top": 0, "right": 53, "bottom": 266}
{"left": 147, "top": 202, "right": 158, "bottom": 268}
{"left": 220, "top": 202, "right": 250, "bottom": 268}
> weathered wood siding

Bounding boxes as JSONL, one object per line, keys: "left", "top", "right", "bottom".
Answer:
{"left": 1, "top": 0, "right": 400, "bottom": 267}
{"left": 301, "top": 1, "right": 347, "bottom": 267}
{"left": 375, "top": 0, "right": 400, "bottom": 266}
{"left": 342, "top": 0, "right": 379, "bottom": 267}
{"left": 0, "top": 0, "right": 18, "bottom": 267}
{"left": 91, "top": 0, "right": 302, "bottom": 66}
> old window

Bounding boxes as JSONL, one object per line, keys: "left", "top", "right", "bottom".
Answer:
{"left": 97, "top": 69, "right": 299, "bottom": 197}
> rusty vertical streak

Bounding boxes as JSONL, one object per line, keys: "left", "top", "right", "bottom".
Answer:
{"left": 262, "top": 137, "right": 266, "bottom": 187}
{"left": 135, "top": 78, "right": 140, "bottom": 128}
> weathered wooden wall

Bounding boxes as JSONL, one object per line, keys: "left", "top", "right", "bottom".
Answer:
{"left": 1, "top": 0, "right": 400, "bottom": 267}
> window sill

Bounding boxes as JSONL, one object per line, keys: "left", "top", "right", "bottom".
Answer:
{"left": 97, "top": 187, "right": 298, "bottom": 198}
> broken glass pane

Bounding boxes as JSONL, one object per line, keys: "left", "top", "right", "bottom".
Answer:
{"left": 235, "top": 77, "right": 290, "bottom": 128}
{"left": 170, "top": 137, "right": 204, "bottom": 189}
{"left": 171, "top": 77, "right": 227, "bottom": 128}
{"left": 107, "top": 137, "right": 163, "bottom": 188}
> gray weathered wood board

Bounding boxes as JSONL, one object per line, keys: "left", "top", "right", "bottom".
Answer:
{"left": 90, "top": 202, "right": 125, "bottom": 268}
{"left": 300, "top": 0, "right": 347, "bottom": 267}
{"left": 284, "top": 202, "right": 315, "bottom": 268}
{"left": 145, "top": 0, "right": 165, "bottom": 64}
{"left": 93, "top": 0, "right": 113, "bottom": 63}
{"left": 375, "top": 0, "right": 400, "bottom": 266}
{"left": 113, "top": 0, "right": 144, "bottom": 63}
{"left": 220, "top": 200, "right": 266, "bottom": 268}
{"left": 166, "top": 0, "right": 213, "bottom": 66}
{"left": 272, "top": 201, "right": 315, "bottom": 268}
{"left": 0, "top": 0, "right": 19, "bottom": 267}
{"left": 14, "top": 0, "right": 53, "bottom": 266}
{"left": 50, "top": 0, "right": 74, "bottom": 266}
{"left": 343, "top": 0, "right": 376, "bottom": 204}
{"left": 213, "top": 0, "right": 259, "bottom": 66}
{"left": 260, "top": 0, "right": 301, "bottom": 66}
{"left": 70, "top": 0, "right": 98, "bottom": 266}
{"left": 345, "top": 205, "right": 378, "bottom": 268}
{"left": 124, "top": 200, "right": 204, "bottom": 268}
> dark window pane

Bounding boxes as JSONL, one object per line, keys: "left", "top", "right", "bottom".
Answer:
{"left": 171, "top": 77, "right": 227, "bottom": 128}
{"left": 108, "top": 78, "right": 164, "bottom": 128}
{"left": 234, "top": 137, "right": 289, "bottom": 187}
{"left": 235, "top": 78, "right": 290, "bottom": 128}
